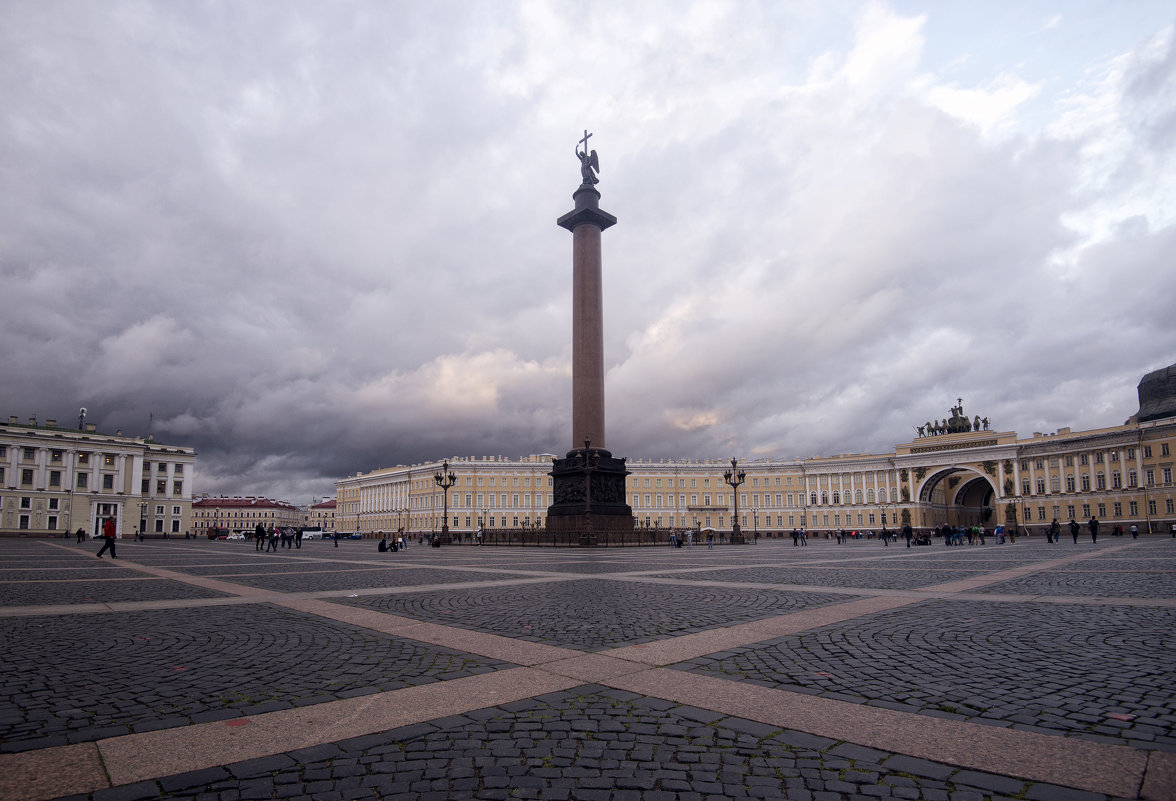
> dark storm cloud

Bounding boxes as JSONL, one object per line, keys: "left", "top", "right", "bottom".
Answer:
{"left": 2, "top": 2, "right": 1173, "bottom": 502}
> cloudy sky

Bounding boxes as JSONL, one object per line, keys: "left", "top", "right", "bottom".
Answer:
{"left": 3, "top": 1, "right": 1174, "bottom": 504}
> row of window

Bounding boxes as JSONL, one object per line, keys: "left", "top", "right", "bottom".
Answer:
{"left": 1020, "top": 442, "right": 1170, "bottom": 470}
{"left": 1, "top": 467, "right": 185, "bottom": 495}
{"left": 1020, "top": 467, "right": 1173, "bottom": 495}
{"left": 1, "top": 446, "right": 186, "bottom": 470}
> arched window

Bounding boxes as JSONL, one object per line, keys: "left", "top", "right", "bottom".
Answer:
{"left": 867, "top": 489, "right": 875, "bottom": 503}
{"left": 855, "top": 490, "right": 863, "bottom": 504}
{"left": 832, "top": 491, "right": 840, "bottom": 504}
{"left": 810, "top": 492, "right": 818, "bottom": 505}
{"left": 820, "top": 492, "right": 828, "bottom": 505}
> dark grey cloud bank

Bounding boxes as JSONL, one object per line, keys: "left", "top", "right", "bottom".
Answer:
{"left": 2, "top": 2, "right": 1174, "bottom": 502}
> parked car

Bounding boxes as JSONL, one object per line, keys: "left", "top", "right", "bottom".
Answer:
{"left": 225, "top": 532, "right": 245, "bottom": 541}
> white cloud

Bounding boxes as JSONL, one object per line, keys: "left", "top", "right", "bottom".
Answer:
{"left": 2, "top": 1, "right": 1174, "bottom": 501}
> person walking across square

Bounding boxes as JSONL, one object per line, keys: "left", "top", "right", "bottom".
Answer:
{"left": 96, "top": 517, "right": 118, "bottom": 558}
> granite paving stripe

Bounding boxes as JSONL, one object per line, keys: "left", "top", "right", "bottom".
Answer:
{"left": 604, "top": 594, "right": 920, "bottom": 665}
{"left": 331, "top": 578, "right": 848, "bottom": 651}
{"left": 975, "top": 570, "right": 1176, "bottom": 598}
{"left": 1144, "top": 751, "right": 1176, "bottom": 800}
{"left": 276, "top": 597, "right": 582, "bottom": 666}
{"left": 603, "top": 668, "right": 1149, "bottom": 797}
{"left": 96, "top": 667, "right": 583, "bottom": 787}
{"left": 0, "top": 742, "right": 105, "bottom": 801}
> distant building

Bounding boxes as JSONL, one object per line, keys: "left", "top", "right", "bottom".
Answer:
{"left": 0, "top": 415, "right": 195, "bottom": 537}
{"left": 192, "top": 495, "right": 301, "bottom": 536}
{"left": 307, "top": 498, "right": 337, "bottom": 533}
{"left": 336, "top": 367, "right": 1176, "bottom": 538}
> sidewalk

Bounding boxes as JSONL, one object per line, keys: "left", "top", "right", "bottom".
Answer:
{"left": 1, "top": 536, "right": 1173, "bottom": 800}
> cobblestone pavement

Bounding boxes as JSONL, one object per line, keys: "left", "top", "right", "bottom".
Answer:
{"left": 0, "top": 537, "right": 1173, "bottom": 801}
{"left": 0, "top": 604, "right": 514, "bottom": 753}
{"left": 674, "top": 599, "right": 1176, "bottom": 751}
{"left": 118, "top": 687, "right": 1111, "bottom": 801}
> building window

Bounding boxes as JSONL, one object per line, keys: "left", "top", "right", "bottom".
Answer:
{"left": 1143, "top": 446, "right": 1152, "bottom": 458}
{"left": 1096, "top": 473, "right": 1105, "bottom": 490}
{"left": 1082, "top": 504, "right": 1090, "bottom": 518}
{"left": 1079, "top": 454, "right": 1089, "bottom": 466}
{"left": 49, "top": 471, "right": 60, "bottom": 487}
{"left": 1164, "top": 468, "right": 1172, "bottom": 484}
{"left": 20, "top": 497, "right": 31, "bottom": 509}
{"left": 1022, "top": 479, "right": 1030, "bottom": 495}
{"left": 142, "top": 479, "right": 150, "bottom": 493}
{"left": 19, "top": 515, "right": 29, "bottom": 530}
{"left": 1097, "top": 503, "right": 1106, "bottom": 517}
{"left": 1095, "top": 452, "right": 1104, "bottom": 464}
{"left": 1163, "top": 443, "right": 1170, "bottom": 456}
{"left": 1167, "top": 499, "right": 1174, "bottom": 514}
{"left": 22, "top": 469, "right": 34, "bottom": 486}
{"left": 1128, "top": 470, "right": 1137, "bottom": 487}
{"left": 1148, "top": 500, "right": 1157, "bottom": 515}
{"left": 1050, "top": 476, "right": 1060, "bottom": 493}
{"left": 157, "top": 480, "right": 166, "bottom": 494}
{"left": 48, "top": 498, "right": 59, "bottom": 510}
{"left": 1113, "top": 502, "right": 1121, "bottom": 517}
{"left": 173, "top": 481, "right": 183, "bottom": 495}
{"left": 1065, "top": 455, "right": 1074, "bottom": 466}
{"left": 78, "top": 453, "right": 89, "bottom": 465}
{"left": 48, "top": 515, "right": 58, "bottom": 529}
{"left": 1146, "top": 470, "right": 1155, "bottom": 486}
{"left": 1067, "top": 505, "right": 1075, "bottom": 519}
{"left": 102, "top": 474, "right": 114, "bottom": 490}
{"left": 103, "top": 454, "right": 116, "bottom": 467}
{"left": 23, "top": 447, "right": 36, "bottom": 461}
{"left": 1081, "top": 475, "right": 1090, "bottom": 492}
{"left": 172, "top": 506, "right": 181, "bottom": 516}
{"left": 1112, "top": 471, "right": 1121, "bottom": 489}
{"left": 1036, "top": 479, "right": 1045, "bottom": 494}
{"left": 832, "top": 491, "right": 840, "bottom": 504}
{"left": 77, "top": 473, "right": 88, "bottom": 489}
{"left": 50, "top": 450, "right": 62, "bottom": 463}
{"left": 1129, "top": 501, "right": 1138, "bottom": 516}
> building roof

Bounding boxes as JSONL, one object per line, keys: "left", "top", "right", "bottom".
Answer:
{"left": 310, "top": 499, "right": 337, "bottom": 509}
{"left": 193, "top": 496, "right": 297, "bottom": 511}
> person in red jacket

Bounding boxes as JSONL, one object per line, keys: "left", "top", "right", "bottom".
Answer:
{"left": 96, "top": 517, "right": 118, "bottom": 558}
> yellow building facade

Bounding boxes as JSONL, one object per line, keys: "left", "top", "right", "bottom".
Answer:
{"left": 336, "top": 394, "right": 1176, "bottom": 540}
{"left": 0, "top": 415, "right": 196, "bottom": 537}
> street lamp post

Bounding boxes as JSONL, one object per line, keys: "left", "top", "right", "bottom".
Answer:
{"left": 724, "top": 458, "right": 747, "bottom": 544}
{"left": 434, "top": 460, "right": 456, "bottom": 545}
{"left": 752, "top": 504, "right": 759, "bottom": 542}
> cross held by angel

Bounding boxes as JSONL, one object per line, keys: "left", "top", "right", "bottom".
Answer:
{"left": 576, "top": 129, "right": 599, "bottom": 186}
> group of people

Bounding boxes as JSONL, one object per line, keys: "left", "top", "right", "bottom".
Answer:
{"left": 377, "top": 532, "right": 410, "bottom": 552}
{"left": 252, "top": 524, "right": 307, "bottom": 551}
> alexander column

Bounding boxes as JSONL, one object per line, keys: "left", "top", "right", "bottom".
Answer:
{"left": 547, "top": 131, "right": 633, "bottom": 545}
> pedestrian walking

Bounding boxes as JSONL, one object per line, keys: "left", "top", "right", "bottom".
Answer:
{"left": 295, "top": 528, "right": 303, "bottom": 549}
{"left": 706, "top": 531, "right": 714, "bottom": 549}
{"left": 96, "top": 517, "right": 118, "bottom": 558}
{"left": 1049, "top": 518, "right": 1060, "bottom": 544}
{"left": 266, "top": 525, "right": 278, "bottom": 552}
{"left": 903, "top": 524, "right": 912, "bottom": 548}
{"left": 1130, "top": 523, "right": 1138, "bottom": 540}
{"left": 255, "top": 523, "right": 265, "bottom": 551}
{"left": 1069, "top": 518, "right": 1080, "bottom": 543}
{"left": 791, "top": 529, "right": 799, "bottom": 547}
{"left": 333, "top": 531, "right": 339, "bottom": 548}
{"left": 75, "top": 527, "right": 86, "bottom": 544}
{"left": 800, "top": 528, "right": 807, "bottom": 546}
{"left": 1089, "top": 516, "right": 1099, "bottom": 543}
